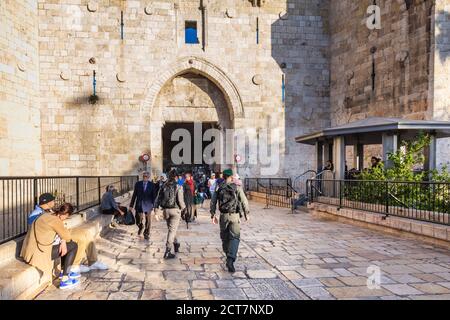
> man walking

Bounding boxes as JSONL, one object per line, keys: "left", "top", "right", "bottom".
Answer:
{"left": 210, "top": 169, "right": 249, "bottom": 273}
{"left": 155, "top": 169, "right": 186, "bottom": 259}
{"left": 182, "top": 172, "right": 196, "bottom": 223}
{"left": 129, "top": 171, "right": 157, "bottom": 240}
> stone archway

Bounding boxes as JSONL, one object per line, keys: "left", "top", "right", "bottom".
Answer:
{"left": 142, "top": 56, "right": 244, "bottom": 120}
{"left": 144, "top": 57, "right": 244, "bottom": 175}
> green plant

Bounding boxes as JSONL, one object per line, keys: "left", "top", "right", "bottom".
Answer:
{"left": 347, "top": 132, "right": 450, "bottom": 214}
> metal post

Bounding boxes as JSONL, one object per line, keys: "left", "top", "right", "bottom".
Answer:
{"left": 33, "top": 178, "right": 38, "bottom": 207}
{"left": 76, "top": 177, "right": 80, "bottom": 210}
{"left": 385, "top": 180, "right": 389, "bottom": 215}
{"left": 339, "top": 180, "right": 342, "bottom": 209}
{"left": 98, "top": 177, "right": 101, "bottom": 205}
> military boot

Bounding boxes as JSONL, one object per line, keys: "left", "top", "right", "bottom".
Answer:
{"left": 226, "top": 258, "right": 235, "bottom": 273}
{"left": 164, "top": 248, "right": 176, "bottom": 259}
{"left": 174, "top": 242, "right": 180, "bottom": 253}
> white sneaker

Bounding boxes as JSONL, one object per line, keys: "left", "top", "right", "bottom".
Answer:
{"left": 70, "top": 264, "right": 90, "bottom": 273}
{"left": 89, "top": 261, "right": 109, "bottom": 270}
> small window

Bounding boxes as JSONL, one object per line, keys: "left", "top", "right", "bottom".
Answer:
{"left": 185, "top": 21, "right": 199, "bottom": 44}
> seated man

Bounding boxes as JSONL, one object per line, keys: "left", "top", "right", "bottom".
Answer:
{"left": 100, "top": 185, "right": 125, "bottom": 228}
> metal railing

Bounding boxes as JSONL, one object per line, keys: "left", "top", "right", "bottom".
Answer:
{"left": 0, "top": 175, "right": 138, "bottom": 244}
{"left": 244, "top": 178, "right": 296, "bottom": 211}
{"left": 307, "top": 179, "right": 450, "bottom": 226}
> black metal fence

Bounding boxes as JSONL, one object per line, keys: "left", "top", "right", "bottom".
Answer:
{"left": 307, "top": 179, "right": 450, "bottom": 225}
{"left": 0, "top": 175, "right": 138, "bottom": 244}
{"left": 244, "top": 178, "right": 296, "bottom": 210}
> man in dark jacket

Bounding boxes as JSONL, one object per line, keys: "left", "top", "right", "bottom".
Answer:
{"left": 129, "top": 171, "right": 157, "bottom": 240}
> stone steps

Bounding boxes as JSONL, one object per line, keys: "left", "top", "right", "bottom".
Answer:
{"left": 0, "top": 191, "right": 132, "bottom": 300}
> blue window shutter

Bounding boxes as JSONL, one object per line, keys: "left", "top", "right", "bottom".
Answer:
{"left": 185, "top": 21, "right": 198, "bottom": 44}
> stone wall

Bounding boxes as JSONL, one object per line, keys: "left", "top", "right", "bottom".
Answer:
{"left": 0, "top": 0, "right": 42, "bottom": 175}
{"left": 329, "top": 0, "right": 434, "bottom": 126}
{"left": 432, "top": 0, "right": 450, "bottom": 168}
{"left": 35, "top": 0, "right": 330, "bottom": 178}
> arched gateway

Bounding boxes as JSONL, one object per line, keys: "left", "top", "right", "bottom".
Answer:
{"left": 142, "top": 57, "right": 244, "bottom": 175}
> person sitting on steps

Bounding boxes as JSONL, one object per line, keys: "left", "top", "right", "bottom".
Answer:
{"left": 21, "top": 196, "right": 80, "bottom": 290}
{"left": 100, "top": 185, "right": 125, "bottom": 228}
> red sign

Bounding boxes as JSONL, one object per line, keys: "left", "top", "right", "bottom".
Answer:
{"left": 140, "top": 153, "right": 150, "bottom": 162}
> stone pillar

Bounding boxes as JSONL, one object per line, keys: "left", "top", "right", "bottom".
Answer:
{"left": 382, "top": 133, "right": 399, "bottom": 169}
{"left": 333, "top": 136, "right": 345, "bottom": 179}
{"left": 315, "top": 141, "right": 323, "bottom": 172}
{"left": 426, "top": 133, "right": 437, "bottom": 172}
{"left": 355, "top": 143, "right": 364, "bottom": 171}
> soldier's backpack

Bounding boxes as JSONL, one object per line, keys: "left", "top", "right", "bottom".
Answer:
{"left": 159, "top": 182, "right": 177, "bottom": 209}
{"left": 218, "top": 183, "right": 238, "bottom": 213}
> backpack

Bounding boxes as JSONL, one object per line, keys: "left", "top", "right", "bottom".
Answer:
{"left": 218, "top": 183, "right": 239, "bottom": 213}
{"left": 159, "top": 182, "right": 177, "bottom": 209}
{"left": 122, "top": 209, "right": 136, "bottom": 225}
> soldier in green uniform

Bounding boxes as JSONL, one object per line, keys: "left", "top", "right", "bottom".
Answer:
{"left": 210, "top": 169, "right": 249, "bottom": 273}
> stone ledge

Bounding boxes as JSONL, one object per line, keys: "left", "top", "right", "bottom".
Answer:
{"left": 0, "top": 191, "right": 131, "bottom": 300}
{"left": 308, "top": 202, "right": 450, "bottom": 249}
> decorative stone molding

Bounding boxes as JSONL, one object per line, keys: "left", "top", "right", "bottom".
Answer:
{"left": 252, "top": 74, "right": 262, "bottom": 85}
{"left": 301, "top": 108, "right": 313, "bottom": 121}
{"left": 395, "top": 50, "right": 409, "bottom": 63}
{"left": 60, "top": 71, "right": 70, "bottom": 80}
{"left": 87, "top": 1, "right": 98, "bottom": 12}
{"left": 346, "top": 70, "right": 354, "bottom": 85}
{"left": 142, "top": 56, "right": 245, "bottom": 119}
{"left": 226, "top": 8, "right": 236, "bottom": 18}
{"left": 116, "top": 72, "right": 126, "bottom": 82}
{"left": 144, "top": 5, "right": 153, "bottom": 15}
{"left": 17, "top": 63, "right": 26, "bottom": 72}
{"left": 303, "top": 75, "right": 313, "bottom": 86}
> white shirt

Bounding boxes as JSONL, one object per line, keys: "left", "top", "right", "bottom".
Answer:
{"left": 209, "top": 178, "right": 217, "bottom": 192}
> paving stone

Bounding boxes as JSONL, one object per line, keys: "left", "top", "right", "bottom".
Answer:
{"left": 292, "top": 278, "right": 323, "bottom": 288}
{"left": 120, "top": 282, "right": 144, "bottom": 292}
{"left": 301, "top": 286, "right": 333, "bottom": 299}
{"left": 383, "top": 284, "right": 424, "bottom": 296}
{"left": 35, "top": 202, "right": 450, "bottom": 300}
{"left": 108, "top": 292, "right": 140, "bottom": 300}
{"left": 248, "top": 279, "right": 305, "bottom": 300}
{"left": 165, "top": 290, "right": 190, "bottom": 300}
{"left": 246, "top": 270, "right": 278, "bottom": 279}
{"left": 298, "top": 268, "right": 339, "bottom": 278}
{"left": 192, "top": 280, "right": 217, "bottom": 289}
{"left": 410, "top": 283, "right": 450, "bottom": 294}
{"left": 328, "top": 286, "right": 391, "bottom": 299}
{"left": 318, "top": 278, "right": 345, "bottom": 287}
{"left": 191, "top": 289, "right": 214, "bottom": 300}
{"left": 211, "top": 289, "right": 247, "bottom": 300}
{"left": 140, "top": 290, "right": 165, "bottom": 300}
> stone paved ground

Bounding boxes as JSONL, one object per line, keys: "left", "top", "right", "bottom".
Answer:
{"left": 35, "top": 201, "right": 450, "bottom": 300}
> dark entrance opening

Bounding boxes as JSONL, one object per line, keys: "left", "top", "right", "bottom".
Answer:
{"left": 162, "top": 122, "right": 219, "bottom": 176}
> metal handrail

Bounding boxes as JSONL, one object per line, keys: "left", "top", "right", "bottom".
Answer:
{"left": 307, "top": 178, "right": 450, "bottom": 225}
{"left": 0, "top": 175, "right": 139, "bottom": 244}
{"left": 292, "top": 170, "right": 317, "bottom": 193}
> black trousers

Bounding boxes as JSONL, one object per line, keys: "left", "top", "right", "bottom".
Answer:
{"left": 51, "top": 241, "right": 78, "bottom": 276}
{"left": 136, "top": 211, "right": 152, "bottom": 237}
{"left": 102, "top": 206, "right": 126, "bottom": 222}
